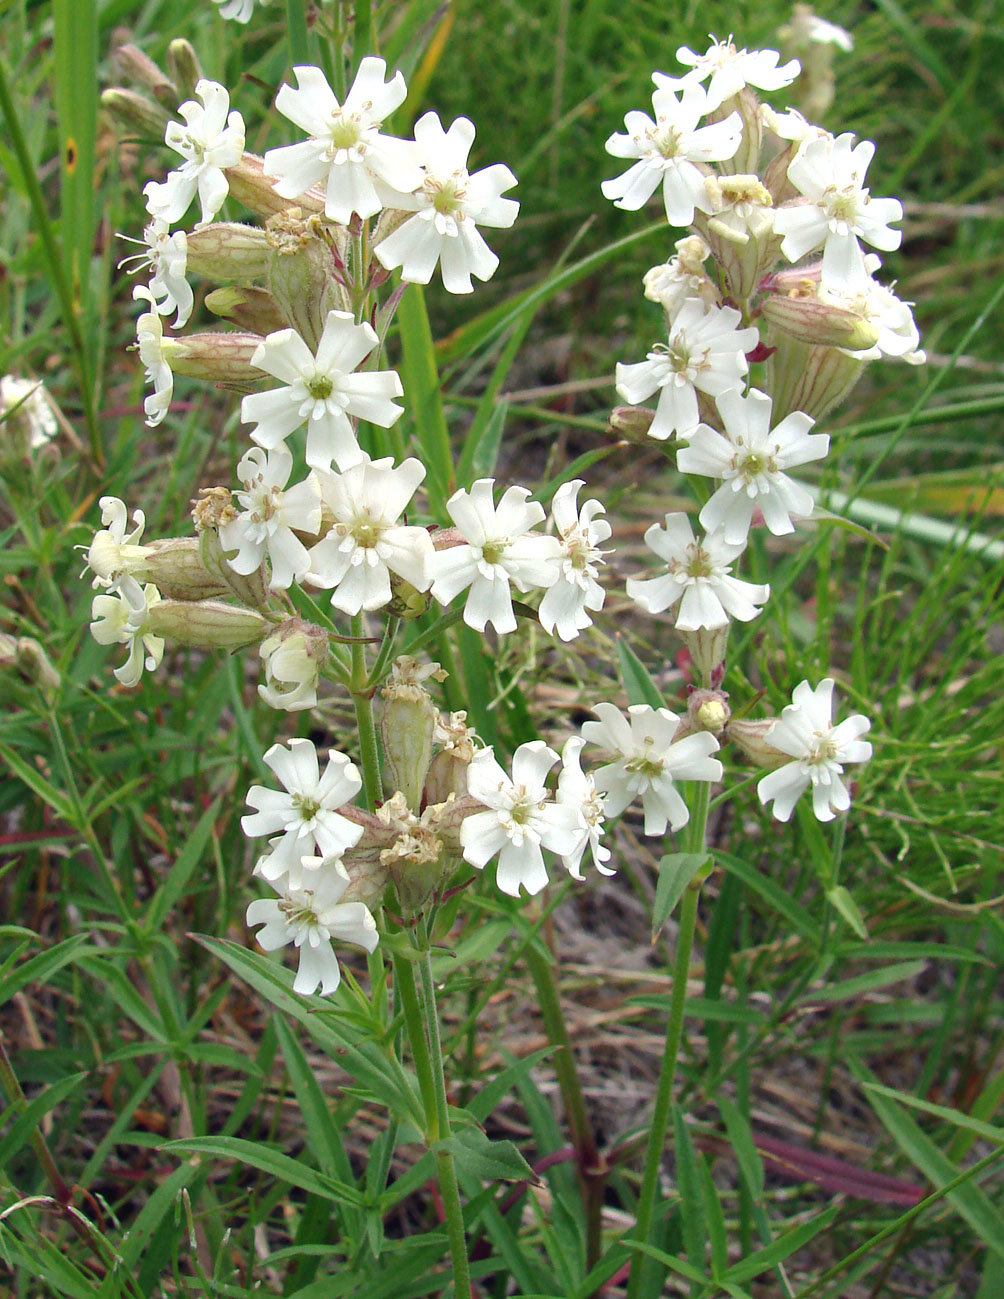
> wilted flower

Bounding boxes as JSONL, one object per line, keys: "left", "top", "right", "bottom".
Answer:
{"left": 134, "top": 286, "right": 174, "bottom": 427}
{"left": 90, "top": 576, "right": 164, "bottom": 688}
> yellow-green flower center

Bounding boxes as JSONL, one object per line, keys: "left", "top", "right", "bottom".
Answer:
{"left": 308, "top": 375, "right": 334, "bottom": 400}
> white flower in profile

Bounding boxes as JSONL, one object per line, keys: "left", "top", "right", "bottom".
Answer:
{"left": 133, "top": 286, "right": 174, "bottom": 427}
{"left": 601, "top": 81, "right": 741, "bottom": 225}
{"left": 247, "top": 859, "right": 379, "bottom": 996}
{"left": 90, "top": 575, "right": 164, "bottom": 688}
{"left": 264, "top": 60, "right": 422, "bottom": 224}
{"left": 144, "top": 79, "right": 245, "bottom": 227}
{"left": 627, "top": 513, "right": 769, "bottom": 629}
{"left": 773, "top": 134, "right": 903, "bottom": 286}
{"left": 538, "top": 480, "right": 611, "bottom": 641}
{"left": 615, "top": 299, "right": 759, "bottom": 440}
{"left": 212, "top": 0, "right": 273, "bottom": 22}
{"left": 243, "top": 739, "right": 364, "bottom": 889}
{"left": 119, "top": 219, "right": 192, "bottom": 328}
{"left": 219, "top": 445, "right": 322, "bottom": 590}
{"left": 678, "top": 388, "right": 829, "bottom": 544}
{"left": 242, "top": 311, "right": 403, "bottom": 472}
{"left": 85, "top": 497, "right": 152, "bottom": 590}
{"left": 757, "top": 678, "right": 872, "bottom": 822}
{"left": 460, "top": 741, "right": 582, "bottom": 897}
{"left": 804, "top": 15, "right": 854, "bottom": 52}
{"left": 556, "top": 736, "right": 614, "bottom": 880}
{"left": 373, "top": 112, "right": 519, "bottom": 294}
{"left": 308, "top": 456, "right": 434, "bottom": 614}
{"left": 662, "top": 35, "right": 801, "bottom": 111}
{"left": 643, "top": 234, "right": 716, "bottom": 317}
{"left": 819, "top": 253, "right": 925, "bottom": 364}
{"left": 581, "top": 702, "right": 722, "bottom": 836}
{"left": 0, "top": 376, "right": 57, "bottom": 449}
{"left": 428, "top": 480, "right": 561, "bottom": 634}
{"left": 760, "top": 105, "right": 832, "bottom": 152}
{"left": 258, "top": 623, "right": 325, "bottom": 712}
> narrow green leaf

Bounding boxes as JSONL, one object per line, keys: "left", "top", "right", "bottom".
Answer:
{"left": 163, "top": 1136, "right": 366, "bottom": 1207}
{"left": 467, "top": 1045, "right": 555, "bottom": 1124}
{"left": 700, "top": 1153, "right": 728, "bottom": 1279}
{"left": 717, "top": 1096, "right": 765, "bottom": 1200}
{"left": 144, "top": 798, "right": 221, "bottom": 934}
{"left": 673, "top": 1106, "right": 705, "bottom": 1272}
{"left": 616, "top": 635, "right": 665, "bottom": 709}
{"left": 826, "top": 884, "right": 869, "bottom": 941}
{"left": 462, "top": 396, "right": 508, "bottom": 482}
{"left": 716, "top": 851, "right": 821, "bottom": 945}
{"left": 439, "top": 1124, "right": 535, "bottom": 1183}
{"left": 118, "top": 1159, "right": 201, "bottom": 1271}
{"left": 0, "top": 742, "right": 75, "bottom": 822}
{"left": 397, "top": 283, "right": 453, "bottom": 502}
{"left": 802, "top": 960, "right": 926, "bottom": 1005}
{"left": 723, "top": 1206, "right": 838, "bottom": 1284}
{"left": 275, "top": 1015, "right": 357, "bottom": 1183}
{"left": 652, "top": 854, "right": 710, "bottom": 939}
{"left": 862, "top": 1082, "right": 1004, "bottom": 1149}
{"left": 52, "top": 0, "right": 97, "bottom": 318}
{"left": 0, "top": 1071, "right": 87, "bottom": 1167}
{"left": 0, "top": 933, "right": 91, "bottom": 1011}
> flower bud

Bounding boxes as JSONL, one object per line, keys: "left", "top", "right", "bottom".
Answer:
{"left": 186, "top": 223, "right": 273, "bottom": 283}
{"left": 225, "top": 155, "right": 326, "bottom": 222}
{"left": 608, "top": 405, "right": 655, "bottom": 441}
{"left": 100, "top": 88, "right": 171, "bottom": 141}
{"left": 762, "top": 288, "right": 880, "bottom": 350}
{"left": 162, "top": 332, "right": 263, "bottom": 385}
{"left": 677, "top": 623, "right": 729, "bottom": 687}
{"left": 111, "top": 43, "right": 176, "bottom": 103}
{"left": 146, "top": 599, "right": 268, "bottom": 650}
{"left": 204, "top": 286, "right": 288, "bottom": 336}
{"left": 165, "top": 39, "right": 202, "bottom": 106}
{"left": 688, "top": 688, "right": 731, "bottom": 736}
{"left": 725, "top": 716, "right": 788, "bottom": 768}
{"left": 193, "top": 488, "right": 270, "bottom": 609}
{"left": 143, "top": 537, "right": 230, "bottom": 601}
{"left": 767, "top": 333, "right": 867, "bottom": 423}
{"left": 379, "top": 659, "right": 442, "bottom": 812}
{"left": 0, "top": 634, "right": 61, "bottom": 692}
{"left": 258, "top": 619, "right": 328, "bottom": 711}
{"left": 266, "top": 213, "right": 352, "bottom": 351}
{"left": 387, "top": 574, "right": 431, "bottom": 619}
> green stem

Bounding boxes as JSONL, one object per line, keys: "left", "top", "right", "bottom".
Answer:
{"left": 392, "top": 952, "right": 439, "bottom": 1136}
{"left": 349, "top": 614, "right": 383, "bottom": 808}
{"left": 0, "top": 1031, "right": 71, "bottom": 1204}
{"left": 626, "top": 782, "right": 710, "bottom": 1299}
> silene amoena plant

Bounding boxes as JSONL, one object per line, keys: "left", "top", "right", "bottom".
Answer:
{"left": 86, "top": 16, "right": 922, "bottom": 1295}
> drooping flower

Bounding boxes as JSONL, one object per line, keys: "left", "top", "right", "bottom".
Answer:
{"left": 627, "top": 512, "right": 769, "bottom": 629}
{"left": 119, "top": 219, "right": 193, "bottom": 328}
{"left": 819, "top": 253, "right": 925, "bottom": 364}
{"left": 308, "top": 456, "right": 434, "bottom": 613}
{"left": 537, "top": 480, "right": 611, "bottom": 641}
{"left": 212, "top": 0, "right": 273, "bottom": 22}
{"left": 662, "top": 36, "right": 801, "bottom": 111}
{"left": 143, "top": 79, "right": 245, "bottom": 227}
{"left": 218, "top": 445, "right": 322, "bottom": 590}
{"left": 89, "top": 575, "right": 164, "bottom": 688}
{"left": 615, "top": 299, "right": 759, "bottom": 440}
{"left": 134, "top": 286, "right": 174, "bottom": 427}
{"left": 373, "top": 112, "right": 519, "bottom": 294}
{"left": 85, "top": 497, "right": 152, "bottom": 591}
{"left": 428, "top": 480, "right": 561, "bottom": 634}
{"left": 757, "top": 678, "right": 872, "bottom": 822}
{"left": 773, "top": 134, "right": 903, "bottom": 287}
{"left": 677, "top": 388, "right": 829, "bottom": 544}
{"left": 264, "top": 60, "right": 422, "bottom": 224}
{"left": 556, "top": 736, "right": 614, "bottom": 879}
{"left": 247, "top": 859, "right": 378, "bottom": 996}
{"left": 460, "top": 741, "right": 582, "bottom": 897}
{"left": 258, "top": 620, "right": 327, "bottom": 711}
{"left": 601, "top": 80, "right": 742, "bottom": 225}
{"left": 241, "top": 311, "right": 403, "bottom": 472}
{"left": 243, "top": 739, "right": 364, "bottom": 889}
{"left": 581, "top": 702, "right": 722, "bottom": 836}
{"left": 643, "top": 235, "right": 717, "bottom": 316}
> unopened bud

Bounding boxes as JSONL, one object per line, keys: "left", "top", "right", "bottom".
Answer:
{"left": 186, "top": 223, "right": 273, "bottom": 283}
{"left": 205, "top": 286, "right": 288, "bottom": 335}
{"left": 767, "top": 333, "right": 867, "bottom": 422}
{"left": 725, "top": 716, "right": 788, "bottom": 768}
{"left": 165, "top": 39, "right": 202, "bottom": 105}
{"left": 163, "top": 332, "right": 263, "bottom": 385}
{"left": 144, "top": 537, "right": 230, "bottom": 601}
{"left": 688, "top": 688, "right": 730, "bottom": 736}
{"left": 0, "top": 635, "right": 61, "bottom": 691}
{"left": 762, "top": 289, "right": 880, "bottom": 350}
{"left": 608, "top": 405, "right": 655, "bottom": 441}
{"left": 100, "top": 88, "right": 171, "bottom": 141}
{"left": 225, "top": 154, "right": 325, "bottom": 221}
{"left": 266, "top": 213, "right": 351, "bottom": 350}
{"left": 387, "top": 574, "right": 431, "bottom": 619}
{"left": 677, "top": 623, "right": 729, "bottom": 687}
{"left": 146, "top": 599, "right": 268, "bottom": 649}
{"left": 111, "top": 43, "right": 176, "bottom": 104}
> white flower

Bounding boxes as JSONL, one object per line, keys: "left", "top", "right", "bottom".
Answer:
{"left": 581, "top": 702, "right": 722, "bottom": 836}
{"left": 615, "top": 299, "right": 759, "bottom": 440}
{"left": 144, "top": 79, "right": 245, "bottom": 227}
{"left": 428, "top": 480, "right": 561, "bottom": 634}
{"left": 373, "top": 112, "right": 519, "bottom": 294}
{"left": 643, "top": 235, "right": 716, "bottom": 316}
{"left": 760, "top": 105, "right": 832, "bottom": 151}
{"left": 247, "top": 859, "right": 378, "bottom": 996}
{"left": 219, "top": 446, "right": 322, "bottom": 590}
{"left": 804, "top": 16, "right": 854, "bottom": 52}
{"left": 556, "top": 736, "right": 614, "bottom": 879}
{"left": 134, "top": 286, "right": 174, "bottom": 427}
{"left": 308, "top": 457, "right": 434, "bottom": 613}
{"left": 90, "top": 575, "right": 164, "bottom": 688}
{"left": 264, "top": 61, "right": 422, "bottom": 224}
{"left": 627, "top": 512, "right": 769, "bottom": 629}
{"left": 85, "top": 497, "right": 152, "bottom": 590}
{"left": 663, "top": 36, "right": 801, "bottom": 111}
{"left": 601, "top": 81, "right": 741, "bottom": 225}
{"left": 460, "top": 741, "right": 582, "bottom": 897}
{"left": 773, "top": 134, "right": 903, "bottom": 287}
{"left": 212, "top": 0, "right": 273, "bottom": 22}
{"left": 538, "top": 480, "right": 611, "bottom": 641}
{"left": 258, "top": 624, "right": 324, "bottom": 711}
{"left": 677, "top": 388, "right": 829, "bottom": 544}
{"left": 242, "top": 311, "right": 403, "bottom": 472}
{"left": 119, "top": 219, "right": 192, "bottom": 328}
{"left": 0, "top": 376, "right": 57, "bottom": 449}
{"left": 757, "top": 678, "right": 872, "bottom": 822}
{"left": 243, "top": 739, "right": 364, "bottom": 889}
{"left": 820, "top": 253, "right": 925, "bottom": 364}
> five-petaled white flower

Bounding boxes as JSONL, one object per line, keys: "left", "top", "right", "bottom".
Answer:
{"left": 460, "top": 741, "right": 582, "bottom": 897}
{"left": 662, "top": 36, "right": 801, "bottom": 111}
{"left": 247, "top": 859, "right": 378, "bottom": 996}
{"left": 819, "top": 253, "right": 925, "bottom": 365}
{"left": 627, "top": 512, "right": 770, "bottom": 629}
{"left": 538, "top": 480, "right": 611, "bottom": 641}
{"left": 144, "top": 79, "right": 245, "bottom": 227}
{"left": 615, "top": 299, "right": 759, "bottom": 440}
{"left": 119, "top": 219, "right": 192, "bottom": 328}
{"left": 374, "top": 112, "right": 519, "bottom": 294}
{"left": 219, "top": 445, "right": 322, "bottom": 590}
{"left": 773, "top": 134, "right": 903, "bottom": 287}
{"left": 429, "top": 479, "right": 561, "bottom": 634}
{"left": 556, "top": 736, "right": 614, "bottom": 880}
{"left": 134, "top": 286, "right": 174, "bottom": 427}
{"left": 90, "top": 575, "right": 164, "bottom": 688}
{"left": 86, "top": 497, "right": 152, "bottom": 591}
{"left": 678, "top": 388, "right": 829, "bottom": 544}
{"left": 264, "top": 60, "right": 422, "bottom": 224}
{"left": 242, "top": 311, "right": 403, "bottom": 471}
{"left": 243, "top": 739, "right": 364, "bottom": 889}
{"left": 602, "top": 81, "right": 741, "bottom": 225}
{"left": 308, "top": 456, "right": 434, "bottom": 613}
{"left": 757, "top": 678, "right": 872, "bottom": 822}
{"left": 582, "top": 702, "right": 722, "bottom": 836}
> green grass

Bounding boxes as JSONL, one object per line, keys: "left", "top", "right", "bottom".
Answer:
{"left": 1, "top": 0, "right": 1003, "bottom": 1294}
